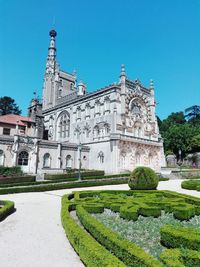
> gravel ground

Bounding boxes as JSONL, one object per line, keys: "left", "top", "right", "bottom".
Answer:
{"left": 0, "top": 180, "right": 200, "bottom": 267}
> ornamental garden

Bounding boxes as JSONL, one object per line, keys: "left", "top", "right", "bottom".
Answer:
{"left": 1, "top": 166, "right": 200, "bottom": 266}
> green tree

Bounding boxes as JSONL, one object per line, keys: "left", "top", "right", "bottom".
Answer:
{"left": 0, "top": 96, "right": 21, "bottom": 115}
{"left": 185, "top": 105, "right": 200, "bottom": 125}
{"left": 160, "top": 112, "right": 186, "bottom": 134}
{"left": 191, "top": 134, "right": 200, "bottom": 152}
{"left": 163, "top": 124, "right": 200, "bottom": 156}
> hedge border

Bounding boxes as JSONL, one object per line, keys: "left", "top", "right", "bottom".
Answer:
{"left": 61, "top": 195, "right": 125, "bottom": 267}
{"left": 0, "top": 178, "right": 128, "bottom": 195}
{"left": 160, "top": 224, "right": 200, "bottom": 251}
{"left": 160, "top": 248, "right": 200, "bottom": 267}
{"left": 0, "top": 200, "right": 15, "bottom": 221}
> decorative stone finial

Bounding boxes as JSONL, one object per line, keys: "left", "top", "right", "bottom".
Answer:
{"left": 150, "top": 79, "right": 154, "bottom": 89}
{"left": 120, "top": 64, "right": 126, "bottom": 77}
{"left": 49, "top": 29, "right": 57, "bottom": 37}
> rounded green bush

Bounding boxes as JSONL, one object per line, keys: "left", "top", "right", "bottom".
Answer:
{"left": 128, "top": 167, "right": 159, "bottom": 190}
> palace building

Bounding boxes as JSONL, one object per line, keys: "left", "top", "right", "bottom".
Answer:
{"left": 0, "top": 29, "right": 165, "bottom": 175}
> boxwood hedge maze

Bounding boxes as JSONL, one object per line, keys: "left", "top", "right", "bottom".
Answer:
{"left": 61, "top": 190, "right": 200, "bottom": 267}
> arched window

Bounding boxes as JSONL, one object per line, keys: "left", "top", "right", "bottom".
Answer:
{"left": 70, "top": 83, "right": 73, "bottom": 91}
{"left": 66, "top": 155, "right": 72, "bottom": 168}
{"left": 98, "top": 151, "right": 104, "bottom": 163}
{"left": 43, "top": 153, "right": 51, "bottom": 168}
{"left": 18, "top": 151, "right": 29, "bottom": 166}
{"left": 0, "top": 150, "right": 4, "bottom": 166}
{"left": 58, "top": 112, "right": 70, "bottom": 138}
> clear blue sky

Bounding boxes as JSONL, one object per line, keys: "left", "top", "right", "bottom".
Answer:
{"left": 0, "top": 0, "right": 199, "bottom": 119}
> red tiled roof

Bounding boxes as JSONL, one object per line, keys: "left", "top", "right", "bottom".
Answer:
{"left": 0, "top": 114, "right": 34, "bottom": 126}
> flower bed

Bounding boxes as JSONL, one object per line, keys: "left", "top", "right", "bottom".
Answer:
{"left": 61, "top": 190, "right": 200, "bottom": 266}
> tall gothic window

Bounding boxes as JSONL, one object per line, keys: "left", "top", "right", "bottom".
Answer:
{"left": 18, "top": 151, "right": 29, "bottom": 166}
{"left": 43, "top": 153, "right": 51, "bottom": 168}
{"left": 58, "top": 112, "right": 70, "bottom": 138}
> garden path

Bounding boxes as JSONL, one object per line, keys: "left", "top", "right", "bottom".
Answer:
{"left": 0, "top": 180, "right": 199, "bottom": 267}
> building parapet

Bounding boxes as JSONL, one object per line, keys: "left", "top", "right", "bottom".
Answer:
{"left": 110, "top": 133, "right": 163, "bottom": 146}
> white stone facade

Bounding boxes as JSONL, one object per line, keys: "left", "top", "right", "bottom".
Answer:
{"left": 0, "top": 29, "right": 165, "bottom": 174}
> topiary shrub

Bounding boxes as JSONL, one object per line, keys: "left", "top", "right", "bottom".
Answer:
{"left": 128, "top": 167, "right": 159, "bottom": 190}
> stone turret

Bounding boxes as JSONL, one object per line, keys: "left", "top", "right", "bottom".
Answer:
{"left": 77, "top": 81, "right": 87, "bottom": 96}
{"left": 28, "top": 95, "right": 44, "bottom": 139}
{"left": 42, "top": 29, "right": 58, "bottom": 110}
{"left": 120, "top": 64, "right": 126, "bottom": 114}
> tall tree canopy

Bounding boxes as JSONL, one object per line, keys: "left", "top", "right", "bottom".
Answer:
{"left": 0, "top": 96, "right": 21, "bottom": 115}
{"left": 160, "top": 112, "right": 186, "bottom": 134}
{"left": 159, "top": 110, "right": 200, "bottom": 157}
{"left": 185, "top": 105, "right": 200, "bottom": 125}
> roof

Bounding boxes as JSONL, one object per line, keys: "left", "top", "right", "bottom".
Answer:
{"left": 0, "top": 114, "right": 34, "bottom": 126}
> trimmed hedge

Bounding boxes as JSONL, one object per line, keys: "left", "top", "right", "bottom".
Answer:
{"left": 0, "top": 200, "right": 15, "bottom": 221}
{"left": 0, "top": 178, "right": 128, "bottom": 195}
{"left": 181, "top": 180, "right": 200, "bottom": 191}
{"left": 160, "top": 248, "right": 200, "bottom": 267}
{"left": 160, "top": 225, "right": 200, "bottom": 250}
{"left": 0, "top": 175, "right": 35, "bottom": 184}
{"left": 45, "top": 170, "right": 105, "bottom": 180}
{"left": 61, "top": 195, "right": 125, "bottom": 267}
{"left": 128, "top": 167, "right": 159, "bottom": 190}
{"left": 76, "top": 205, "right": 162, "bottom": 267}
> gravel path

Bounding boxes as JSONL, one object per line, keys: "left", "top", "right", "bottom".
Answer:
{"left": 0, "top": 180, "right": 199, "bottom": 267}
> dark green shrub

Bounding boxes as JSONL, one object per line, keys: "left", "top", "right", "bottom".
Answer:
{"left": 0, "top": 166, "right": 23, "bottom": 176}
{"left": 128, "top": 167, "right": 159, "bottom": 190}
{"left": 160, "top": 225, "right": 200, "bottom": 251}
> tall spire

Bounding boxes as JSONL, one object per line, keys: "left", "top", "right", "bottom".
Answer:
{"left": 120, "top": 64, "right": 126, "bottom": 77}
{"left": 45, "top": 29, "right": 57, "bottom": 74}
